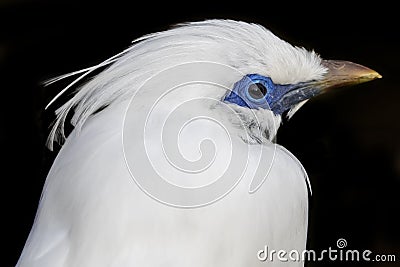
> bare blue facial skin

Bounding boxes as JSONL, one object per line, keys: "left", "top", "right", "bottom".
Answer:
{"left": 224, "top": 74, "right": 320, "bottom": 115}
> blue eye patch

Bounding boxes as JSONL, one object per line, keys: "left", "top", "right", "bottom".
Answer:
{"left": 223, "top": 74, "right": 315, "bottom": 115}
{"left": 223, "top": 74, "right": 275, "bottom": 110}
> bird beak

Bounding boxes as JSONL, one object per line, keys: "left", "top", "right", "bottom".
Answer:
{"left": 262, "top": 60, "right": 381, "bottom": 115}
{"left": 318, "top": 60, "right": 382, "bottom": 91}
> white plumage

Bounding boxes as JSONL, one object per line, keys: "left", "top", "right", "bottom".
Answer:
{"left": 45, "top": 20, "right": 326, "bottom": 149}
{"left": 16, "top": 19, "right": 380, "bottom": 267}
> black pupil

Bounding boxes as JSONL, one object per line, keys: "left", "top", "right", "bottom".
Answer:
{"left": 248, "top": 83, "right": 267, "bottom": 99}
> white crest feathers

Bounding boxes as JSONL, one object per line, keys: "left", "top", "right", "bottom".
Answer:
{"left": 45, "top": 19, "right": 326, "bottom": 150}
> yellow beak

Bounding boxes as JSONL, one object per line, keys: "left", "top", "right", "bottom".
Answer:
{"left": 319, "top": 60, "right": 382, "bottom": 91}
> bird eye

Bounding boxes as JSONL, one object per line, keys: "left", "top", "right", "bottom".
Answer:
{"left": 247, "top": 82, "right": 267, "bottom": 100}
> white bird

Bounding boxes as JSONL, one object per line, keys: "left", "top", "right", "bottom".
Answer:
{"left": 16, "top": 20, "right": 380, "bottom": 267}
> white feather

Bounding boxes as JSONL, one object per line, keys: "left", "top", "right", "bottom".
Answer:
{"left": 17, "top": 19, "right": 324, "bottom": 266}
{"left": 45, "top": 19, "right": 326, "bottom": 150}
{"left": 287, "top": 100, "right": 310, "bottom": 119}
{"left": 18, "top": 101, "right": 309, "bottom": 266}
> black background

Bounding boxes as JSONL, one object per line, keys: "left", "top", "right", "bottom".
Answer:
{"left": 1, "top": 1, "right": 399, "bottom": 266}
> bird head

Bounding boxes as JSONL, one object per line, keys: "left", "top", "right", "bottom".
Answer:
{"left": 48, "top": 19, "right": 381, "bottom": 148}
